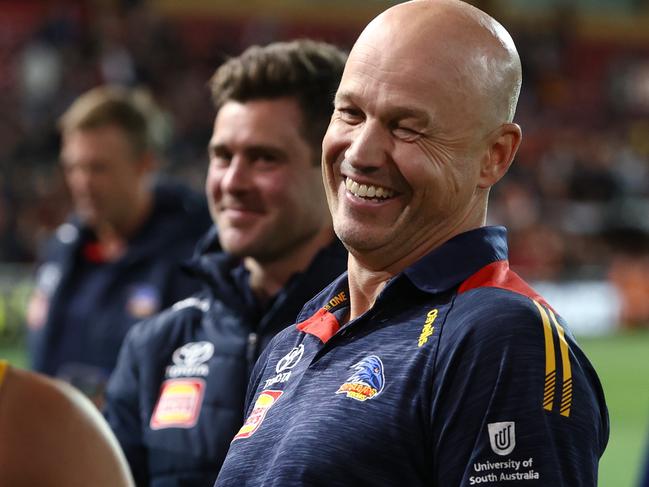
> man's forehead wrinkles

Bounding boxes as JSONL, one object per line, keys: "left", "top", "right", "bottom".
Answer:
{"left": 341, "top": 63, "right": 419, "bottom": 98}
{"left": 348, "top": 46, "right": 402, "bottom": 77}
{"left": 351, "top": 41, "right": 381, "bottom": 61}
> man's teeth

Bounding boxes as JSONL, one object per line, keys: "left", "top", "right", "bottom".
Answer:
{"left": 345, "top": 178, "right": 394, "bottom": 199}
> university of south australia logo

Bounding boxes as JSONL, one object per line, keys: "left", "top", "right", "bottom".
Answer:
{"left": 488, "top": 421, "right": 516, "bottom": 456}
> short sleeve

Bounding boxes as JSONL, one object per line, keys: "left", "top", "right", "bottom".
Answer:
{"left": 430, "top": 290, "right": 608, "bottom": 486}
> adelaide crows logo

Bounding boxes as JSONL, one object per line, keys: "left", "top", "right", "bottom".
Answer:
{"left": 336, "top": 355, "right": 385, "bottom": 401}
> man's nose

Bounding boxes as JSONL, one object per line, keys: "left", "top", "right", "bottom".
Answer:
{"left": 220, "top": 157, "right": 252, "bottom": 193}
{"left": 343, "top": 120, "right": 390, "bottom": 173}
{"left": 66, "top": 166, "right": 93, "bottom": 193}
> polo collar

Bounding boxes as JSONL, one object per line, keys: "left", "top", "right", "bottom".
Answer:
{"left": 298, "top": 226, "right": 508, "bottom": 322}
{"left": 403, "top": 226, "right": 509, "bottom": 295}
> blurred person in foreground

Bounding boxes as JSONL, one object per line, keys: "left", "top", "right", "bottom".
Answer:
{"left": 27, "top": 85, "right": 212, "bottom": 404}
{"left": 105, "top": 40, "right": 348, "bottom": 486}
{"left": 215, "top": 1, "right": 609, "bottom": 486}
{"left": 0, "top": 360, "right": 134, "bottom": 487}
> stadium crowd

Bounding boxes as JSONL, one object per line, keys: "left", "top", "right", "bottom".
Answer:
{"left": 1, "top": 0, "right": 649, "bottom": 324}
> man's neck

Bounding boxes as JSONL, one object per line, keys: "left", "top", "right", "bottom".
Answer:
{"left": 345, "top": 211, "right": 489, "bottom": 321}
{"left": 345, "top": 235, "right": 446, "bottom": 322}
{"left": 346, "top": 257, "right": 392, "bottom": 322}
{"left": 244, "top": 226, "right": 335, "bottom": 304}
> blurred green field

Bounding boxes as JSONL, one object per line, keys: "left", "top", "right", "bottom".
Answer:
{"left": 579, "top": 330, "right": 649, "bottom": 487}
{"left": 0, "top": 344, "right": 27, "bottom": 368}
{"left": 1, "top": 330, "right": 647, "bottom": 486}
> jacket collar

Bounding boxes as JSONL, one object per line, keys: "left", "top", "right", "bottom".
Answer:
{"left": 188, "top": 233, "right": 347, "bottom": 316}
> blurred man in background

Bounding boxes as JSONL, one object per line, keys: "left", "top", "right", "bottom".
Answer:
{"left": 27, "top": 85, "right": 212, "bottom": 405}
{"left": 0, "top": 360, "right": 134, "bottom": 486}
{"left": 105, "top": 40, "right": 347, "bottom": 486}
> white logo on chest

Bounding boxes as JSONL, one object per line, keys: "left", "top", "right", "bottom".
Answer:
{"left": 165, "top": 341, "right": 214, "bottom": 378}
{"left": 264, "top": 344, "right": 305, "bottom": 389}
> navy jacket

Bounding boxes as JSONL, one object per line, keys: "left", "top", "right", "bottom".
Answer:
{"left": 27, "top": 181, "right": 212, "bottom": 392}
{"left": 216, "top": 226, "right": 609, "bottom": 487}
{"left": 104, "top": 231, "right": 347, "bottom": 487}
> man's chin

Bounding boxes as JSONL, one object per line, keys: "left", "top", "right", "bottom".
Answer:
{"left": 218, "top": 236, "right": 257, "bottom": 258}
{"left": 334, "top": 223, "right": 388, "bottom": 253}
{"left": 220, "top": 236, "right": 284, "bottom": 263}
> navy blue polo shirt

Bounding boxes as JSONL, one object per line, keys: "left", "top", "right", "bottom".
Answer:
{"left": 215, "top": 226, "right": 609, "bottom": 487}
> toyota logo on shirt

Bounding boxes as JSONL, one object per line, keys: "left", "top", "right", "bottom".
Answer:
{"left": 172, "top": 341, "right": 215, "bottom": 367}
{"left": 275, "top": 344, "right": 304, "bottom": 373}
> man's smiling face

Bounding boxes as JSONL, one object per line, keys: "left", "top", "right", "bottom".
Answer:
{"left": 322, "top": 21, "right": 489, "bottom": 269}
{"left": 206, "top": 97, "right": 329, "bottom": 262}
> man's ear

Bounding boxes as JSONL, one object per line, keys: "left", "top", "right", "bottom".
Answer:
{"left": 478, "top": 123, "right": 522, "bottom": 189}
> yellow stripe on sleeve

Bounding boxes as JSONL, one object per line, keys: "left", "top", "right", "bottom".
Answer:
{"left": 547, "top": 308, "right": 572, "bottom": 417}
{"left": 532, "top": 300, "right": 556, "bottom": 412}
{"left": 0, "top": 360, "right": 8, "bottom": 391}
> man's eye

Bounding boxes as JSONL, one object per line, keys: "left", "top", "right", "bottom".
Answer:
{"left": 392, "top": 127, "right": 422, "bottom": 142}
{"left": 210, "top": 150, "right": 231, "bottom": 167}
{"left": 337, "top": 108, "right": 363, "bottom": 124}
{"left": 251, "top": 151, "right": 279, "bottom": 165}
{"left": 258, "top": 153, "right": 277, "bottom": 162}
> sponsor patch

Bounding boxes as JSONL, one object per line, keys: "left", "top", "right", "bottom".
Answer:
{"left": 418, "top": 308, "right": 438, "bottom": 347}
{"left": 150, "top": 379, "right": 205, "bottom": 430}
{"left": 166, "top": 341, "right": 214, "bottom": 378}
{"left": 262, "top": 344, "right": 305, "bottom": 388}
{"left": 470, "top": 456, "right": 540, "bottom": 484}
{"left": 233, "top": 390, "right": 283, "bottom": 441}
{"left": 276, "top": 344, "right": 304, "bottom": 373}
{"left": 126, "top": 284, "right": 160, "bottom": 318}
{"left": 336, "top": 355, "right": 385, "bottom": 402}
{"left": 26, "top": 289, "right": 50, "bottom": 331}
{"left": 488, "top": 421, "right": 516, "bottom": 456}
{"left": 323, "top": 291, "right": 347, "bottom": 311}
{"left": 35, "top": 262, "right": 62, "bottom": 295}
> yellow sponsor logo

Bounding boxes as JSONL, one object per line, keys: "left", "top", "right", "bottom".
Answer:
{"left": 150, "top": 378, "right": 205, "bottom": 430}
{"left": 233, "top": 390, "right": 283, "bottom": 440}
{"left": 323, "top": 291, "right": 347, "bottom": 311}
{"left": 418, "top": 309, "right": 438, "bottom": 347}
{"left": 336, "top": 382, "right": 378, "bottom": 401}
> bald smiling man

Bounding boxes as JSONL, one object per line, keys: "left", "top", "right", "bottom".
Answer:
{"left": 214, "top": 1, "right": 609, "bottom": 486}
